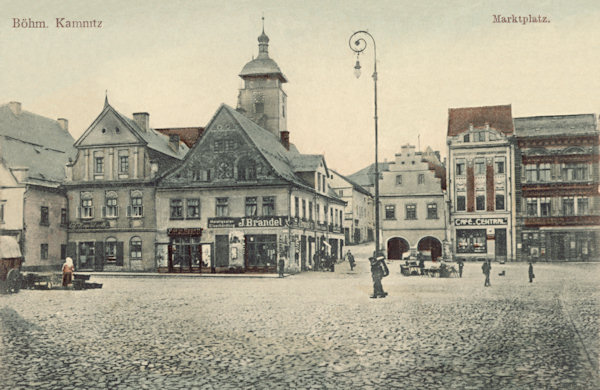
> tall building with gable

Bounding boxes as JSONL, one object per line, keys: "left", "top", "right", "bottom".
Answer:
{"left": 0, "top": 101, "right": 76, "bottom": 271}
{"left": 155, "top": 27, "right": 345, "bottom": 273}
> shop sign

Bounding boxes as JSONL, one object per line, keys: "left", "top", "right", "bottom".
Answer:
{"left": 68, "top": 220, "right": 109, "bottom": 229}
{"left": 208, "top": 216, "right": 289, "bottom": 229}
{"left": 167, "top": 228, "right": 203, "bottom": 236}
{"left": 455, "top": 218, "right": 507, "bottom": 226}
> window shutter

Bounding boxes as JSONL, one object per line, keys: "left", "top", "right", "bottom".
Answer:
{"left": 116, "top": 242, "right": 124, "bottom": 266}
{"left": 127, "top": 205, "right": 131, "bottom": 217}
{"left": 115, "top": 206, "right": 119, "bottom": 217}
{"left": 139, "top": 206, "right": 143, "bottom": 217}
{"left": 102, "top": 206, "right": 106, "bottom": 218}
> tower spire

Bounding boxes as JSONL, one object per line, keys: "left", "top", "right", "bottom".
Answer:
{"left": 104, "top": 90, "right": 109, "bottom": 108}
{"left": 257, "top": 16, "right": 269, "bottom": 59}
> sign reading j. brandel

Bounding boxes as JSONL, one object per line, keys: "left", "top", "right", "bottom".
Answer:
{"left": 454, "top": 218, "right": 508, "bottom": 226}
{"left": 208, "top": 216, "right": 288, "bottom": 229}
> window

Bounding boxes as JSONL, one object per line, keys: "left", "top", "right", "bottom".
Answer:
{"left": 427, "top": 203, "right": 438, "bottom": 219}
{"left": 475, "top": 159, "right": 485, "bottom": 175}
{"left": 526, "top": 198, "right": 538, "bottom": 216}
{"left": 476, "top": 195, "right": 485, "bottom": 211}
{"left": 238, "top": 160, "right": 257, "bottom": 181}
{"left": 540, "top": 198, "right": 551, "bottom": 217}
{"left": 322, "top": 175, "right": 326, "bottom": 193}
{"left": 539, "top": 163, "right": 551, "bottom": 181}
{"left": 317, "top": 173, "right": 321, "bottom": 191}
{"left": 316, "top": 204, "right": 321, "bottom": 222}
{"left": 525, "top": 165, "right": 538, "bottom": 182}
{"left": 130, "top": 237, "right": 142, "bottom": 259}
{"left": 60, "top": 208, "right": 67, "bottom": 226}
{"left": 406, "top": 204, "right": 417, "bottom": 220}
{"left": 254, "top": 102, "right": 264, "bottom": 114}
{"left": 456, "top": 161, "right": 465, "bottom": 176}
{"left": 170, "top": 199, "right": 183, "bottom": 219}
{"left": 418, "top": 174, "right": 425, "bottom": 184}
{"left": 562, "top": 197, "right": 574, "bottom": 216}
{"left": 95, "top": 157, "right": 104, "bottom": 174}
{"left": 0, "top": 202, "right": 4, "bottom": 223}
{"left": 192, "top": 169, "right": 211, "bottom": 182}
{"left": 294, "top": 197, "right": 299, "bottom": 217}
{"left": 130, "top": 196, "right": 143, "bottom": 217}
{"left": 302, "top": 199, "right": 306, "bottom": 220}
{"left": 456, "top": 196, "right": 466, "bottom": 211}
{"left": 476, "top": 132, "right": 485, "bottom": 142}
{"left": 104, "top": 196, "right": 118, "bottom": 218}
{"left": 385, "top": 205, "right": 395, "bottom": 220}
{"left": 214, "top": 140, "right": 237, "bottom": 152}
{"left": 577, "top": 198, "right": 589, "bottom": 215}
{"left": 81, "top": 198, "right": 93, "bottom": 219}
{"left": 396, "top": 175, "right": 402, "bottom": 185}
{"left": 262, "top": 196, "right": 275, "bottom": 216}
{"left": 495, "top": 158, "right": 505, "bottom": 174}
{"left": 308, "top": 201, "right": 313, "bottom": 221}
{"left": 119, "top": 155, "right": 129, "bottom": 174}
{"left": 187, "top": 199, "right": 200, "bottom": 219}
{"left": 463, "top": 134, "right": 470, "bottom": 142}
{"left": 245, "top": 197, "right": 258, "bottom": 217}
{"left": 456, "top": 229, "right": 487, "bottom": 253}
{"left": 495, "top": 194, "right": 505, "bottom": 210}
{"left": 105, "top": 237, "right": 117, "bottom": 261}
{"left": 40, "top": 206, "right": 49, "bottom": 226}
{"left": 216, "top": 197, "right": 229, "bottom": 217}
{"left": 41, "top": 243, "right": 48, "bottom": 260}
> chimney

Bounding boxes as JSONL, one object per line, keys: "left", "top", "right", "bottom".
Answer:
{"left": 280, "top": 130, "right": 290, "bottom": 150}
{"left": 9, "top": 101, "right": 22, "bottom": 116}
{"left": 133, "top": 112, "right": 149, "bottom": 132}
{"left": 57, "top": 118, "right": 68, "bottom": 131}
{"left": 169, "top": 134, "right": 180, "bottom": 152}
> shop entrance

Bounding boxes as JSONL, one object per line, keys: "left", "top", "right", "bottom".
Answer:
{"left": 495, "top": 229, "right": 507, "bottom": 262}
{"left": 245, "top": 235, "right": 277, "bottom": 272}
{"left": 215, "top": 235, "right": 229, "bottom": 268}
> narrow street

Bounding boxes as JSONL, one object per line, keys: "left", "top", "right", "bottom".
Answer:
{"left": 1, "top": 245, "right": 598, "bottom": 389}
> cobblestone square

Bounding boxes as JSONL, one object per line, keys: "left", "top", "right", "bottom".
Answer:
{"left": 1, "top": 253, "right": 598, "bottom": 389}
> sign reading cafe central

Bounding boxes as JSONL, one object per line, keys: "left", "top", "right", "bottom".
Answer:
{"left": 454, "top": 218, "right": 508, "bottom": 226}
{"left": 208, "top": 216, "right": 289, "bottom": 229}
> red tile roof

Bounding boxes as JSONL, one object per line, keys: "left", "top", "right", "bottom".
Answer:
{"left": 447, "top": 105, "right": 514, "bottom": 136}
{"left": 155, "top": 127, "right": 204, "bottom": 148}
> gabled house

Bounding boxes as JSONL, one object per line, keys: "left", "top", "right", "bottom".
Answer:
{"left": 0, "top": 101, "right": 76, "bottom": 271}
{"left": 64, "top": 98, "right": 188, "bottom": 271}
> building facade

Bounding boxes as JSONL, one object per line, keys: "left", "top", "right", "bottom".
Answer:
{"left": 64, "top": 99, "right": 188, "bottom": 271}
{"left": 515, "top": 114, "right": 600, "bottom": 261}
{"left": 447, "top": 105, "right": 517, "bottom": 262}
{"left": 0, "top": 102, "right": 75, "bottom": 271}
{"left": 379, "top": 145, "right": 448, "bottom": 260}
{"left": 329, "top": 170, "right": 374, "bottom": 245}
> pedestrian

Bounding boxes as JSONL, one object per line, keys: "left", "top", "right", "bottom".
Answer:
{"left": 418, "top": 253, "right": 425, "bottom": 276}
{"left": 62, "top": 257, "right": 75, "bottom": 287}
{"left": 482, "top": 259, "right": 491, "bottom": 287}
{"left": 278, "top": 257, "right": 285, "bottom": 278}
{"left": 369, "top": 255, "right": 389, "bottom": 298}
{"left": 528, "top": 262, "right": 535, "bottom": 283}
{"left": 329, "top": 255, "right": 335, "bottom": 272}
{"left": 346, "top": 250, "right": 355, "bottom": 271}
{"left": 457, "top": 258, "right": 464, "bottom": 278}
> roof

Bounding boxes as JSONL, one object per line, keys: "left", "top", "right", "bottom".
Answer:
{"left": 448, "top": 105, "right": 514, "bottom": 136}
{"left": 239, "top": 29, "right": 287, "bottom": 82}
{"left": 347, "top": 162, "right": 391, "bottom": 188}
{"left": 290, "top": 154, "right": 325, "bottom": 172}
{"left": 0, "top": 103, "right": 74, "bottom": 153}
{"left": 155, "top": 127, "right": 205, "bottom": 148}
{"left": 330, "top": 169, "right": 372, "bottom": 197}
{"left": 514, "top": 114, "right": 598, "bottom": 137}
{"left": 0, "top": 236, "right": 21, "bottom": 259}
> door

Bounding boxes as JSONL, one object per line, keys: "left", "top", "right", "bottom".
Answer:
{"left": 495, "top": 229, "right": 507, "bottom": 262}
{"left": 301, "top": 235, "right": 307, "bottom": 271}
{"left": 215, "top": 235, "right": 229, "bottom": 268}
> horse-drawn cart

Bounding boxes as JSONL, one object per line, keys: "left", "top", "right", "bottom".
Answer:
{"left": 0, "top": 236, "right": 23, "bottom": 294}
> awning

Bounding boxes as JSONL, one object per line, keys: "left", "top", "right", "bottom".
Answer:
{"left": 0, "top": 236, "right": 22, "bottom": 259}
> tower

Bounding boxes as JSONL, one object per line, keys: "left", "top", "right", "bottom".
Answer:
{"left": 237, "top": 21, "right": 288, "bottom": 137}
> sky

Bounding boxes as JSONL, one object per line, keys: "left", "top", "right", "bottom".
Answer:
{"left": 2, "top": 0, "right": 599, "bottom": 176}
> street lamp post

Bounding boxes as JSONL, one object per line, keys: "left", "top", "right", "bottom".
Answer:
{"left": 349, "top": 30, "right": 381, "bottom": 257}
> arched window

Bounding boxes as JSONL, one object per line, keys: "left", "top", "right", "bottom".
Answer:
{"left": 130, "top": 236, "right": 142, "bottom": 259}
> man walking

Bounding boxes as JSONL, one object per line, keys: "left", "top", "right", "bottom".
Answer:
{"left": 528, "top": 262, "right": 535, "bottom": 283}
{"left": 370, "top": 254, "right": 389, "bottom": 298}
{"left": 457, "top": 258, "right": 464, "bottom": 278}
{"left": 482, "top": 259, "right": 491, "bottom": 287}
{"left": 346, "top": 250, "right": 355, "bottom": 271}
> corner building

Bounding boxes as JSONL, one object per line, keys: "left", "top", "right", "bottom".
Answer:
{"left": 447, "top": 105, "right": 517, "bottom": 262}
{"left": 155, "top": 28, "right": 345, "bottom": 273}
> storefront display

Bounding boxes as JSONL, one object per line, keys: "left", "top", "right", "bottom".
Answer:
{"left": 456, "top": 229, "right": 487, "bottom": 253}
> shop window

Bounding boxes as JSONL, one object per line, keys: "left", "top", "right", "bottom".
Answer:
{"left": 78, "top": 242, "right": 95, "bottom": 269}
{"left": 456, "top": 229, "right": 487, "bottom": 253}
{"left": 562, "top": 197, "right": 575, "bottom": 216}
{"left": 262, "top": 196, "right": 275, "bottom": 216}
{"left": 405, "top": 204, "right": 416, "bottom": 220}
{"left": 170, "top": 199, "right": 183, "bottom": 219}
{"left": 495, "top": 194, "right": 505, "bottom": 210}
{"left": 187, "top": 199, "right": 200, "bottom": 219}
{"left": 245, "top": 197, "right": 258, "bottom": 217}
{"left": 418, "top": 174, "right": 425, "bottom": 184}
{"left": 396, "top": 175, "right": 402, "bottom": 185}
{"left": 40, "top": 206, "right": 49, "bottom": 226}
{"left": 216, "top": 197, "right": 229, "bottom": 217}
{"left": 245, "top": 234, "right": 277, "bottom": 268}
{"left": 427, "top": 203, "right": 438, "bottom": 219}
{"left": 130, "top": 237, "right": 142, "bottom": 259}
{"left": 476, "top": 195, "right": 485, "bottom": 211}
{"left": 456, "top": 196, "right": 466, "bottom": 211}
{"left": 105, "top": 237, "right": 117, "bottom": 262}
{"left": 40, "top": 243, "right": 48, "bottom": 260}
